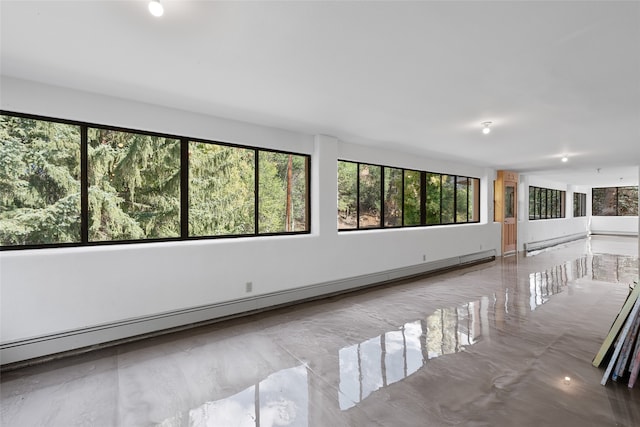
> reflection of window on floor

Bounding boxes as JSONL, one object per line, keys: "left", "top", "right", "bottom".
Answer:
{"left": 528, "top": 259, "right": 587, "bottom": 311}
{"left": 158, "top": 365, "right": 308, "bottom": 427}
{"left": 592, "top": 254, "right": 639, "bottom": 284}
{"left": 339, "top": 301, "right": 484, "bottom": 410}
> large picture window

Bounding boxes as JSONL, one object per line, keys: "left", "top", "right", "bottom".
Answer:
{"left": 529, "top": 186, "right": 565, "bottom": 220}
{"left": 592, "top": 187, "right": 638, "bottom": 216}
{"left": 337, "top": 160, "right": 480, "bottom": 230}
{"left": 1, "top": 111, "right": 310, "bottom": 250}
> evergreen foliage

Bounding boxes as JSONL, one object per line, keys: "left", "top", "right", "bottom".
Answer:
{"left": 87, "top": 128, "right": 180, "bottom": 241}
{"left": 1, "top": 114, "right": 310, "bottom": 248}
{"left": 358, "top": 164, "right": 381, "bottom": 228}
{"left": 383, "top": 167, "right": 402, "bottom": 227}
{"left": 189, "top": 142, "right": 255, "bottom": 236}
{"left": 403, "top": 170, "right": 421, "bottom": 226}
{"left": 338, "top": 161, "right": 480, "bottom": 229}
{"left": 0, "top": 116, "right": 81, "bottom": 245}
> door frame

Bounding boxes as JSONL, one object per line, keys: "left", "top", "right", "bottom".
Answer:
{"left": 495, "top": 170, "right": 519, "bottom": 255}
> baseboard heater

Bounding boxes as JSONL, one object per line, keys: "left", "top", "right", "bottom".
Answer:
{"left": 524, "top": 232, "right": 588, "bottom": 253}
{"left": 589, "top": 231, "right": 638, "bottom": 237}
{"left": 1, "top": 249, "right": 496, "bottom": 368}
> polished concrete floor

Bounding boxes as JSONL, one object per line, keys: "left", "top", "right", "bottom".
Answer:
{"left": 1, "top": 235, "right": 639, "bottom": 426}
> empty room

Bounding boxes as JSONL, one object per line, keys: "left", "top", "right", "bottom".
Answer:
{"left": 1, "top": 1, "right": 639, "bottom": 426}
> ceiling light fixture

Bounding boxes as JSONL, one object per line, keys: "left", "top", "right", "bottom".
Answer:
{"left": 561, "top": 156, "right": 568, "bottom": 163}
{"left": 148, "top": 0, "right": 164, "bottom": 17}
{"left": 481, "top": 121, "right": 492, "bottom": 135}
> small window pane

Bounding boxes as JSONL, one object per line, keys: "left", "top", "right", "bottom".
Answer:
{"left": 87, "top": 128, "right": 180, "bottom": 242}
{"left": 456, "top": 176, "right": 468, "bottom": 223}
{"left": 403, "top": 170, "right": 421, "bottom": 226}
{"left": 469, "top": 178, "right": 480, "bottom": 222}
{"left": 505, "top": 186, "right": 515, "bottom": 219}
{"left": 384, "top": 167, "right": 402, "bottom": 227}
{"left": 189, "top": 142, "right": 255, "bottom": 236}
{"left": 593, "top": 188, "right": 616, "bottom": 216}
{"left": 529, "top": 187, "right": 535, "bottom": 220}
{"left": 540, "top": 188, "right": 547, "bottom": 219}
{"left": 1, "top": 115, "right": 81, "bottom": 246}
{"left": 258, "top": 151, "right": 308, "bottom": 233}
{"left": 426, "top": 173, "right": 441, "bottom": 225}
{"left": 441, "top": 175, "right": 455, "bottom": 224}
{"left": 359, "top": 164, "right": 381, "bottom": 228}
{"left": 338, "top": 161, "right": 357, "bottom": 229}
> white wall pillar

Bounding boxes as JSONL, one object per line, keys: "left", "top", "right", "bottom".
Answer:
{"left": 312, "top": 135, "right": 338, "bottom": 239}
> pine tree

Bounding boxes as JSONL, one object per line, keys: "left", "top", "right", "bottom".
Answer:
{"left": 189, "top": 142, "right": 255, "bottom": 236}
{"left": 87, "top": 128, "right": 180, "bottom": 241}
{"left": 0, "top": 116, "right": 81, "bottom": 245}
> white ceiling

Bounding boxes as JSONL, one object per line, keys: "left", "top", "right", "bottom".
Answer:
{"left": 1, "top": 0, "right": 639, "bottom": 186}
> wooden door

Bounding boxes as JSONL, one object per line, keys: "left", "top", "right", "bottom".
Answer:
{"left": 495, "top": 171, "right": 519, "bottom": 255}
{"left": 503, "top": 180, "right": 517, "bottom": 253}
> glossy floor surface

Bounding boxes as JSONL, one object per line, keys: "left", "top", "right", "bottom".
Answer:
{"left": 2, "top": 236, "right": 640, "bottom": 427}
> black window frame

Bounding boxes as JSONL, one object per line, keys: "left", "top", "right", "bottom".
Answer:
{"left": 0, "top": 110, "right": 311, "bottom": 251}
{"left": 338, "top": 159, "right": 481, "bottom": 231}
{"left": 592, "top": 186, "right": 639, "bottom": 216}
{"left": 529, "top": 186, "right": 566, "bottom": 220}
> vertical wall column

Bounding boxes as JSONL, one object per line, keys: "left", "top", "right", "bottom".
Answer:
{"left": 518, "top": 174, "right": 529, "bottom": 252}
{"left": 483, "top": 168, "right": 496, "bottom": 224}
{"left": 312, "top": 135, "right": 339, "bottom": 239}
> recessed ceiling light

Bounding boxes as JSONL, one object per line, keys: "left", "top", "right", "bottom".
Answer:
{"left": 561, "top": 156, "right": 568, "bottom": 162}
{"left": 148, "top": 0, "right": 164, "bottom": 17}
{"left": 481, "top": 121, "right": 492, "bottom": 135}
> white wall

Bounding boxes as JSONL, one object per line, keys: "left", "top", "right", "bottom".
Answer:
{"left": 0, "top": 78, "right": 501, "bottom": 360}
{"left": 517, "top": 175, "right": 589, "bottom": 251}
{"left": 590, "top": 216, "right": 639, "bottom": 236}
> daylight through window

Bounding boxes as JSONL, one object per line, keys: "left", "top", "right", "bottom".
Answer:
{"left": 338, "top": 160, "right": 480, "bottom": 230}
{"left": 0, "top": 112, "right": 310, "bottom": 249}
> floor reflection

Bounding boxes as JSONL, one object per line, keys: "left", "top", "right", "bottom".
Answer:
{"left": 529, "top": 258, "right": 587, "bottom": 311}
{"left": 158, "top": 365, "right": 308, "bottom": 427}
{"left": 155, "top": 254, "right": 637, "bottom": 422}
{"left": 340, "top": 256, "right": 596, "bottom": 411}
{"left": 592, "top": 254, "right": 638, "bottom": 284}
{"left": 339, "top": 299, "right": 486, "bottom": 410}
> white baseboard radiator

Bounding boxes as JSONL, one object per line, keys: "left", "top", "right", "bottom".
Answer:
{"left": 524, "top": 232, "right": 588, "bottom": 253}
{"left": 589, "top": 230, "right": 638, "bottom": 237}
{"left": 1, "top": 249, "right": 496, "bottom": 368}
